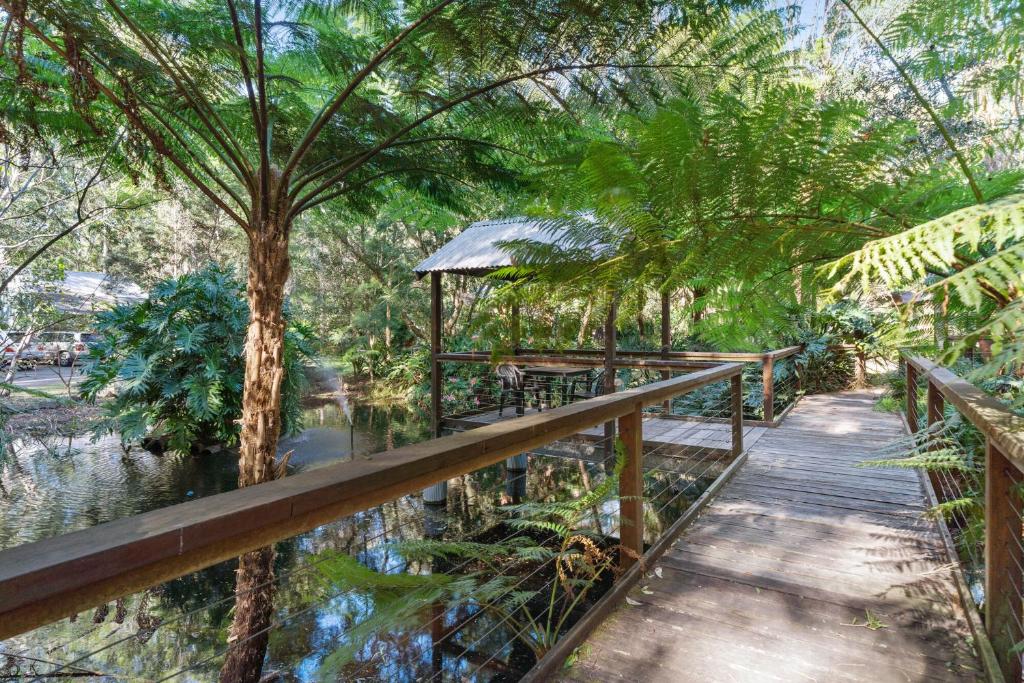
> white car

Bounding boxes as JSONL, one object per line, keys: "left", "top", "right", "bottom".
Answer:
{"left": 0, "top": 330, "right": 53, "bottom": 367}
{"left": 36, "top": 331, "right": 97, "bottom": 366}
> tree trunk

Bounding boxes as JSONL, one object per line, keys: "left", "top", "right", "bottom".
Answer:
{"left": 690, "top": 287, "right": 706, "bottom": 325}
{"left": 577, "top": 299, "right": 593, "bottom": 348}
{"left": 238, "top": 226, "right": 291, "bottom": 488}
{"left": 219, "top": 547, "right": 276, "bottom": 683}
{"left": 220, "top": 212, "right": 291, "bottom": 683}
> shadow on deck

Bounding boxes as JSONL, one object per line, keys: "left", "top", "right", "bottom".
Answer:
{"left": 555, "top": 389, "right": 984, "bottom": 683}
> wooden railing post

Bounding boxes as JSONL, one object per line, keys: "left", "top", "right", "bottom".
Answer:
{"left": 603, "top": 297, "right": 617, "bottom": 459}
{"left": 985, "top": 440, "right": 1024, "bottom": 682}
{"left": 731, "top": 374, "right": 744, "bottom": 457}
{"left": 618, "top": 406, "right": 644, "bottom": 569}
{"left": 762, "top": 355, "right": 775, "bottom": 424}
{"left": 905, "top": 360, "right": 919, "bottom": 433}
{"left": 927, "top": 379, "right": 944, "bottom": 426}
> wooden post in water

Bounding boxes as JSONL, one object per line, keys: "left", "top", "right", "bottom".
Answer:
{"left": 905, "top": 361, "right": 919, "bottom": 433}
{"left": 603, "top": 297, "right": 617, "bottom": 459}
{"left": 661, "top": 290, "right": 671, "bottom": 415}
{"left": 426, "top": 272, "right": 447, "bottom": 504}
{"left": 731, "top": 374, "right": 744, "bottom": 457}
{"left": 984, "top": 439, "right": 1024, "bottom": 682}
{"left": 618, "top": 406, "right": 644, "bottom": 569}
{"left": 761, "top": 354, "right": 775, "bottom": 424}
{"left": 511, "top": 298, "right": 525, "bottom": 418}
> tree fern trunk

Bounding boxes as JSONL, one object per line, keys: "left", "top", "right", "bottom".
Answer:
{"left": 219, "top": 547, "right": 276, "bottom": 683}
{"left": 221, "top": 201, "right": 291, "bottom": 683}
{"left": 239, "top": 224, "right": 291, "bottom": 487}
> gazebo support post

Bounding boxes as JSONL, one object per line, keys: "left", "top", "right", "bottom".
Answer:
{"left": 430, "top": 272, "right": 443, "bottom": 438}
{"left": 511, "top": 300, "right": 520, "bottom": 354}
{"left": 511, "top": 299, "right": 525, "bottom": 417}
{"left": 426, "top": 272, "right": 448, "bottom": 505}
{"left": 661, "top": 289, "right": 671, "bottom": 415}
{"left": 603, "top": 296, "right": 617, "bottom": 459}
{"left": 508, "top": 299, "right": 526, "bottom": 468}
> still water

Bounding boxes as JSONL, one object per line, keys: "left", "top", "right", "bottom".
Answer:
{"left": 0, "top": 400, "right": 723, "bottom": 681}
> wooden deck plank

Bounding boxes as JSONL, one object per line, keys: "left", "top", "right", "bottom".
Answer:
{"left": 557, "top": 389, "right": 983, "bottom": 682}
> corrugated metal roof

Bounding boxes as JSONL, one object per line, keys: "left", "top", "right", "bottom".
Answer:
{"left": 413, "top": 216, "right": 595, "bottom": 277}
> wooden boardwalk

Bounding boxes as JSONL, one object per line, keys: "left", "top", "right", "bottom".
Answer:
{"left": 558, "top": 390, "right": 983, "bottom": 682}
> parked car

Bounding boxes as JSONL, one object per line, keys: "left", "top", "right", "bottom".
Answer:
{"left": 0, "top": 330, "right": 53, "bottom": 367}
{"left": 36, "top": 330, "right": 97, "bottom": 366}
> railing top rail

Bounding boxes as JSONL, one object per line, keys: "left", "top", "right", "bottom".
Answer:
{"left": 442, "top": 346, "right": 804, "bottom": 364}
{"left": 767, "top": 345, "right": 803, "bottom": 360}
{"left": 435, "top": 352, "right": 718, "bottom": 371}
{"left": 905, "top": 353, "right": 1024, "bottom": 467}
{"left": 0, "top": 361, "right": 743, "bottom": 640}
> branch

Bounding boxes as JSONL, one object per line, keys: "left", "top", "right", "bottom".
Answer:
{"left": 226, "top": 0, "right": 262, "bottom": 142}
{"left": 722, "top": 212, "right": 892, "bottom": 237}
{"left": 840, "top": 0, "right": 984, "bottom": 203}
{"left": 295, "top": 165, "right": 473, "bottom": 216}
{"left": 103, "top": 0, "right": 254, "bottom": 188}
{"left": 280, "top": 0, "right": 459, "bottom": 187}
{"left": 291, "top": 61, "right": 717, "bottom": 216}
{"left": 289, "top": 134, "right": 532, "bottom": 200}
{"left": 144, "top": 102, "right": 253, "bottom": 213}
{"left": 0, "top": 204, "right": 138, "bottom": 296}
{"left": 254, "top": 0, "right": 271, "bottom": 220}
{"left": 5, "top": 9, "right": 249, "bottom": 228}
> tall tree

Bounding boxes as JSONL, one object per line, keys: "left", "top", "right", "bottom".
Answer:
{"left": 1, "top": 0, "right": 735, "bottom": 678}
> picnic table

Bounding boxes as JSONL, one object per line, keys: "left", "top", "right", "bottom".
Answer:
{"left": 521, "top": 365, "right": 593, "bottom": 409}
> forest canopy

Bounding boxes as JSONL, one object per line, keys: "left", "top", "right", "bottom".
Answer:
{"left": 1, "top": 0, "right": 1022, "bottom": 680}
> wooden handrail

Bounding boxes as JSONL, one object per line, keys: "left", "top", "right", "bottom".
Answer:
{"left": 0, "top": 361, "right": 743, "bottom": 640}
{"left": 903, "top": 352, "right": 1024, "bottom": 681}
{"left": 905, "top": 354, "right": 1024, "bottom": 466}
{"left": 440, "top": 346, "right": 804, "bottom": 428}
{"left": 510, "top": 346, "right": 803, "bottom": 362}
{"left": 435, "top": 351, "right": 716, "bottom": 371}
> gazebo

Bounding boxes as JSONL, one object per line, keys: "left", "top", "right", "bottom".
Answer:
{"left": 413, "top": 216, "right": 675, "bottom": 438}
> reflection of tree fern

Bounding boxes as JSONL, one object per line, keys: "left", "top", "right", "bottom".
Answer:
{"left": 315, "top": 444, "right": 627, "bottom": 675}
{"left": 314, "top": 552, "right": 479, "bottom": 676}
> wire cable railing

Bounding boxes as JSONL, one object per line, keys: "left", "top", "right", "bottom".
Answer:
{"left": 904, "top": 353, "right": 1024, "bottom": 682}
{"left": 1, "top": 362, "right": 747, "bottom": 681}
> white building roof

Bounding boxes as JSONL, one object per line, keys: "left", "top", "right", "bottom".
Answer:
{"left": 10, "top": 270, "right": 145, "bottom": 314}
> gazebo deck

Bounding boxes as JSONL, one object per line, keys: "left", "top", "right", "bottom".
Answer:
{"left": 443, "top": 410, "right": 768, "bottom": 453}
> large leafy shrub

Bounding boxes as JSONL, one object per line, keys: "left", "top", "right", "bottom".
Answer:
{"left": 82, "top": 265, "right": 314, "bottom": 453}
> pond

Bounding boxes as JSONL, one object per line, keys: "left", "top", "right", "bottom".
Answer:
{"left": 0, "top": 398, "right": 730, "bottom": 681}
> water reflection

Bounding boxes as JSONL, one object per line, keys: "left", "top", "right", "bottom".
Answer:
{"left": 0, "top": 402, "right": 733, "bottom": 681}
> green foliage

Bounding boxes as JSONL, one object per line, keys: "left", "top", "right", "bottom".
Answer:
{"left": 860, "top": 415, "right": 986, "bottom": 566}
{"left": 81, "top": 265, "right": 314, "bottom": 453}
{"left": 830, "top": 194, "right": 1024, "bottom": 404}
{"left": 315, "top": 444, "right": 628, "bottom": 675}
